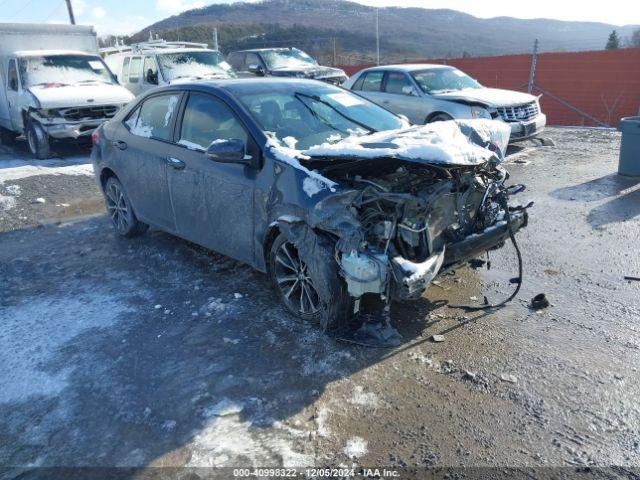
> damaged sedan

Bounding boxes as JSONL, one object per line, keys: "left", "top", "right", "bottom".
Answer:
{"left": 91, "top": 79, "right": 530, "bottom": 345}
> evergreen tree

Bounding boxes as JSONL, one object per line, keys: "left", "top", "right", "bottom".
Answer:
{"left": 605, "top": 30, "right": 620, "bottom": 50}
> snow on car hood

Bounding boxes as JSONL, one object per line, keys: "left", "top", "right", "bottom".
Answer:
{"left": 301, "top": 119, "right": 511, "bottom": 166}
{"left": 432, "top": 87, "right": 537, "bottom": 108}
{"left": 28, "top": 83, "right": 134, "bottom": 109}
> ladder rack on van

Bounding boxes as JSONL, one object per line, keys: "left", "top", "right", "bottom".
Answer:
{"left": 100, "top": 39, "right": 209, "bottom": 56}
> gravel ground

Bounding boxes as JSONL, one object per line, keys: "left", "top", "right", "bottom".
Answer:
{"left": 1, "top": 128, "right": 639, "bottom": 477}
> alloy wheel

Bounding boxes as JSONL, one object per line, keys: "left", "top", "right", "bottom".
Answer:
{"left": 274, "top": 241, "right": 321, "bottom": 316}
{"left": 105, "top": 182, "right": 130, "bottom": 233}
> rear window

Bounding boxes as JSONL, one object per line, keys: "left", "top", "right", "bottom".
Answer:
{"left": 125, "top": 93, "right": 181, "bottom": 141}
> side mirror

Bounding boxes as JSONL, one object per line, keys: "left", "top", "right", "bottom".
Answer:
{"left": 247, "top": 64, "right": 264, "bottom": 75}
{"left": 206, "top": 139, "right": 257, "bottom": 168}
{"left": 402, "top": 85, "right": 418, "bottom": 96}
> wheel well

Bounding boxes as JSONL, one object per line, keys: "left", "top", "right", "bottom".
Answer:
{"left": 263, "top": 223, "right": 281, "bottom": 271}
{"left": 425, "top": 111, "right": 452, "bottom": 123}
{"left": 100, "top": 168, "right": 118, "bottom": 189}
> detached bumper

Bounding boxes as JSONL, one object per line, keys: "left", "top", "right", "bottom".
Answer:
{"left": 508, "top": 113, "right": 546, "bottom": 142}
{"left": 444, "top": 210, "right": 528, "bottom": 267}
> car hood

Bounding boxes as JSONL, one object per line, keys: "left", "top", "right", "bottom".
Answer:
{"left": 270, "top": 66, "right": 347, "bottom": 79}
{"left": 431, "top": 87, "right": 537, "bottom": 107}
{"left": 301, "top": 119, "right": 511, "bottom": 166}
{"left": 28, "top": 83, "right": 135, "bottom": 109}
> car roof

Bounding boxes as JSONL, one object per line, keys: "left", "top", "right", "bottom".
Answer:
{"left": 231, "top": 47, "right": 301, "bottom": 54}
{"left": 145, "top": 78, "right": 343, "bottom": 97}
{"left": 15, "top": 50, "right": 97, "bottom": 57}
{"left": 360, "top": 63, "right": 452, "bottom": 73}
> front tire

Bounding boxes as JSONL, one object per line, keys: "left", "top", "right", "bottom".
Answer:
{"left": 103, "top": 177, "right": 148, "bottom": 238}
{"left": 26, "top": 120, "right": 51, "bottom": 159}
{"left": 268, "top": 232, "right": 351, "bottom": 331}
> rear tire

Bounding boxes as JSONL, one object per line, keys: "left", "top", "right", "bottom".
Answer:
{"left": 103, "top": 177, "right": 148, "bottom": 238}
{"left": 26, "top": 120, "right": 51, "bottom": 159}
{"left": 427, "top": 113, "right": 453, "bottom": 123}
{"left": 268, "top": 232, "right": 351, "bottom": 332}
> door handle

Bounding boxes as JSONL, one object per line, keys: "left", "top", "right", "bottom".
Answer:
{"left": 166, "top": 157, "right": 185, "bottom": 170}
{"left": 112, "top": 140, "right": 127, "bottom": 150}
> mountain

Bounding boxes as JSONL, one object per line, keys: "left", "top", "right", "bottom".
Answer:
{"left": 132, "top": 0, "right": 639, "bottom": 62}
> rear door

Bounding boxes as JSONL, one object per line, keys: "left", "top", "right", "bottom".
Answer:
{"left": 164, "top": 91, "right": 256, "bottom": 263}
{"left": 112, "top": 92, "right": 183, "bottom": 232}
{"left": 351, "top": 70, "right": 385, "bottom": 106}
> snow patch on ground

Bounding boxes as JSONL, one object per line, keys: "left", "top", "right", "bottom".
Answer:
{"left": 349, "top": 385, "right": 379, "bottom": 408}
{"left": 0, "top": 290, "right": 133, "bottom": 403}
{"left": 0, "top": 157, "right": 94, "bottom": 184}
{"left": 302, "top": 350, "right": 353, "bottom": 376}
{"left": 187, "top": 404, "right": 314, "bottom": 467}
{"left": 203, "top": 398, "right": 245, "bottom": 417}
{"left": 343, "top": 436, "right": 368, "bottom": 459}
{"left": 0, "top": 193, "right": 17, "bottom": 211}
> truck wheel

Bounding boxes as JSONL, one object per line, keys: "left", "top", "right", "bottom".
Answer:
{"left": 26, "top": 120, "right": 51, "bottom": 159}
{"left": 104, "top": 177, "right": 148, "bottom": 238}
{"left": 0, "top": 127, "right": 18, "bottom": 145}
{"left": 268, "top": 232, "right": 352, "bottom": 332}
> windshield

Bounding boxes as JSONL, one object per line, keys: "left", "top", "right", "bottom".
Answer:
{"left": 18, "top": 54, "right": 115, "bottom": 87}
{"left": 260, "top": 49, "right": 318, "bottom": 70}
{"left": 236, "top": 85, "right": 405, "bottom": 150}
{"left": 157, "top": 51, "right": 235, "bottom": 81}
{"left": 411, "top": 68, "right": 482, "bottom": 94}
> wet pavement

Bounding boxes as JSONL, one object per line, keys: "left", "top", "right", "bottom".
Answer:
{"left": 1, "top": 128, "right": 640, "bottom": 474}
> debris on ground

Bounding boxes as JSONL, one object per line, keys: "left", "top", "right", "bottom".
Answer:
{"left": 500, "top": 374, "right": 518, "bottom": 383}
{"left": 531, "top": 293, "right": 550, "bottom": 310}
{"left": 431, "top": 334, "right": 445, "bottom": 343}
{"left": 30, "top": 197, "right": 46, "bottom": 204}
{"left": 624, "top": 276, "right": 640, "bottom": 282}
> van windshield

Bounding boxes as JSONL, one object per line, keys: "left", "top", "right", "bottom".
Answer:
{"left": 157, "top": 51, "right": 235, "bottom": 81}
{"left": 18, "top": 54, "right": 115, "bottom": 87}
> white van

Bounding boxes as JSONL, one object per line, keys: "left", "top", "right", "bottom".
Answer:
{"left": 0, "top": 23, "right": 134, "bottom": 158}
{"left": 102, "top": 40, "right": 236, "bottom": 96}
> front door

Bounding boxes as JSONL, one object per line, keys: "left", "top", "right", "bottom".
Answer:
{"left": 113, "top": 92, "right": 183, "bottom": 232}
{"left": 380, "top": 71, "right": 426, "bottom": 124}
{"left": 5, "top": 59, "right": 23, "bottom": 130}
{"left": 165, "top": 92, "right": 256, "bottom": 264}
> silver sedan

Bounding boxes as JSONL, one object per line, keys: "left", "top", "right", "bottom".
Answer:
{"left": 342, "top": 64, "right": 546, "bottom": 142}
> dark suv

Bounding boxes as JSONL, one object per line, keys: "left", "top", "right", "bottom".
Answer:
{"left": 227, "top": 48, "right": 348, "bottom": 85}
{"left": 91, "top": 79, "right": 528, "bottom": 341}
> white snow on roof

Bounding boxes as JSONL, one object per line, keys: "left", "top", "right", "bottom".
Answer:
{"left": 302, "top": 119, "right": 510, "bottom": 166}
{"left": 14, "top": 50, "right": 94, "bottom": 57}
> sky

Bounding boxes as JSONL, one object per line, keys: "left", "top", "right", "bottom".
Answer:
{"left": 0, "top": 0, "right": 637, "bottom": 36}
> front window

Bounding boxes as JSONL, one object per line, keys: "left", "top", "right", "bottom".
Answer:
{"left": 260, "top": 49, "right": 318, "bottom": 71}
{"left": 157, "top": 51, "right": 235, "bottom": 82}
{"left": 18, "top": 54, "right": 115, "bottom": 88}
{"left": 411, "top": 68, "right": 481, "bottom": 94}
{"left": 236, "top": 85, "right": 405, "bottom": 150}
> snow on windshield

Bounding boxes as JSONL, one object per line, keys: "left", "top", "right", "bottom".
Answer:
{"left": 261, "top": 50, "right": 318, "bottom": 70}
{"left": 19, "top": 55, "right": 113, "bottom": 87}
{"left": 158, "top": 52, "right": 235, "bottom": 81}
{"left": 302, "top": 119, "right": 510, "bottom": 166}
{"left": 411, "top": 68, "right": 481, "bottom": 94}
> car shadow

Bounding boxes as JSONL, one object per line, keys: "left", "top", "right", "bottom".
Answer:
{"left": 550, "top": 173, "right": 640, "bottom": 203}
{"left": 0, "top": 216, "right": 457, "bottom": 472}
{"left": 0, "top": 137, "right": 91, "bottom": 164}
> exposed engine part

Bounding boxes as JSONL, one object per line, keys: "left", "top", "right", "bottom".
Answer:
{"left": 340, "top": 251, "right": 388, "bottom": 297}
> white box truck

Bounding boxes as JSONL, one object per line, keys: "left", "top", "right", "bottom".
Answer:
{"left": 0, "top": 23, "right": 134, "bottom": 158}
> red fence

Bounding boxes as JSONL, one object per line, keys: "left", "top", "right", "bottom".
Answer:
{"left": 340, "top": 49, "right": 640, "bottom": 127}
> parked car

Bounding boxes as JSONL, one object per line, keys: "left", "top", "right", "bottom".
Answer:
{"left": 343, "top": 64, "right": 546, "bottom": 142}
{"left": 91, "top": 79, "right": 528, "bottom": 336}
{"left": 0, "top": 23, "right": 134, "bottom": 158}
{"left": 103, "top": 40, "right": 235, "bottom": 96}
{"left": 227, "top": 47, "right": 347, "bottom": 85}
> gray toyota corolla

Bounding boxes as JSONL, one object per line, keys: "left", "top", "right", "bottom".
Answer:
{"left": 91, "top": 78, "right": 529, "bottom": 344}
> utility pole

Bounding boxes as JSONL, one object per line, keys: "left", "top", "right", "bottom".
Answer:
{"left": 332, "top": 37, "right": 337, "bottom": 66}
{"left": 65, "top": 0, "right": 75, "bottom": 25}
{"left": 528, "top": 39, "right": 538, "bottom": 94}
{"left": 212, "top": 27, "right": 219, "bottom": 51}
{"left": 375, "top": 8, "right": 380, "bottom": 65}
